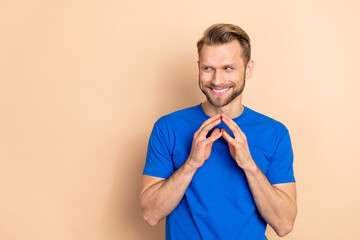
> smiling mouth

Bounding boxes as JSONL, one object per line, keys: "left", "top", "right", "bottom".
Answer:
{"left": 210, "top": 87, "right": 231, "bottom": 96}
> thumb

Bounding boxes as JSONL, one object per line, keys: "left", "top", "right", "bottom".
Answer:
{"left": 221, "top": 129, "right": 236, "bottom": 146}
{"left": 205, "top": 128, "right": 222, "bottom": 145}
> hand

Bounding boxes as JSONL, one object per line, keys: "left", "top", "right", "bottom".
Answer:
{"left": 187, "top": 114, "right": 223, "bottom": 169}
{"left": 221, "top": 114, "right": 254, "bottom": 170}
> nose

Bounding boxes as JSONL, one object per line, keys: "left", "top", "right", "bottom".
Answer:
{"left": 211, "top": 70, "right": 225, "bottom": 86}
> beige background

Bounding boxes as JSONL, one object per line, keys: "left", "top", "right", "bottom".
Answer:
{"left": 1, "top": 0, "right": 359, "bottom": 239}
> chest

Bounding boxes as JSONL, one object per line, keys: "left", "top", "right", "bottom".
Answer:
{"left": 170, "top": 123, "right": 274, "bottom": 176}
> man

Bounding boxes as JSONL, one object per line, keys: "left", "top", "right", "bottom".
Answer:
{"left": 140, "top": 23, "right": 297, "bottom": 239}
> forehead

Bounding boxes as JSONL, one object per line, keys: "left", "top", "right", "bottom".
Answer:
{"left": 199, "top": 40, "right": 244, "bottom": 65}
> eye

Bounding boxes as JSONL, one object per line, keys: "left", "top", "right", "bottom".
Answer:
{"left": 204, "top": 67, "right": 213, "bottom": 71}
{"left": 225, "top": 67, "right": 232, "bottom": 70}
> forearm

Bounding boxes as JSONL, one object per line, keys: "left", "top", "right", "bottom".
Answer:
{"left": 140, "top": 160, "right": 197, "bottom": 226}
{"left": 244, "top": 162, "right": 297, "bottom": 237}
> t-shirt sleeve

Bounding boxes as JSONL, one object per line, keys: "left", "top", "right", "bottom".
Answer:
{"left": 266, "top": 129, "right": 295, "bottom": 184}
{"left": 143, "top": 120, "right": 175, "bottom": 179}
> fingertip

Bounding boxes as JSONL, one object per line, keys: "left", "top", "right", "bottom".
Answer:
{"left": 221, "top": 129, "right": 228, "bottom": 137}
{"left": 223, "top": 130, "right": 232, "bottom": 139}
{"left": 212, "top": 128, "right": 220, "bottom": 134}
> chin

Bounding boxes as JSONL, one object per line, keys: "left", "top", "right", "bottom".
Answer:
{"left": 209, "top": 101, "right": 231, "bottom": 108}
{"left": 206, "top": 96, "right": 232, "bottom": 107}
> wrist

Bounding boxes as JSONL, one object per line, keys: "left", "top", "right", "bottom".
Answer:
{"left": 184, "top": 158, "right": 199, "bottom": 173}
{"left": 242, "top": 158, "right": 258, "bottom": 174}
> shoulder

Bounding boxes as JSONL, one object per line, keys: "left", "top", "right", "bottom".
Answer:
{"left": 150, "top": 105, "right": 201, "bottom": 148}
{"left": 155, "top": 105, "right": 201, "bottom": 127}
{"left": 244, "top": 106, "right": 289, "bottom": 136}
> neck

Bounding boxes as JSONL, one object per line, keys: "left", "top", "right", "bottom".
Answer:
{"left": 201, "top": 95, "right": 244, "bottom": 119}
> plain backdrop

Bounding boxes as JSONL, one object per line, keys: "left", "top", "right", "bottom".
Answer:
{"left": 1, "top": 0, "right": 360, "bottom": 239}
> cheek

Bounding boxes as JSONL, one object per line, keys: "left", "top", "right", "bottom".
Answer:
{"left": 226, "top": 72, "right": 243, "bottom": 83}
{"left": 199, "top": 72, "right": 212, "bottom": 83}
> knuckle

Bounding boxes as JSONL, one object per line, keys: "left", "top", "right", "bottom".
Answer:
{"left": 208, "top": 135, "right": 216, "bottom": 141}
{"left": 203, "top": 125, "right": 210, "bottom": 132}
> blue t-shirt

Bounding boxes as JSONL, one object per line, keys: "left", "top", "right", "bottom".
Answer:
{"left": 143, "top": 104, "right": 295, "bottom": 240}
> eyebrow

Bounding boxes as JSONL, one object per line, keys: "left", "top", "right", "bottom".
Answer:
{"left": 201, "top": 63, "right": 237, "bottom": 68}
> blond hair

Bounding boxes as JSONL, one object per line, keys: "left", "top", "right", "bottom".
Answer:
{"left": 197, "top": 23, "right": 251, "bottom": 64}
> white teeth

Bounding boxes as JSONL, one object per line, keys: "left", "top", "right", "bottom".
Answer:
{"left": 212, "top": 88, "right": 229, "bottom": 93}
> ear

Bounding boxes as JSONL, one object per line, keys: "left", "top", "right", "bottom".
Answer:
{"left": 245, "top": 60, "right": 254, "bottom": 79}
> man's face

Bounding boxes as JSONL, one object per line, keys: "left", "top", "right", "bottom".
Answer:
{"left": 198, "top": 40, "right": 249, "bottom": 107}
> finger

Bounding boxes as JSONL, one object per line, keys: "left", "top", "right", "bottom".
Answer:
{"left": 222, "top": 114, "right": 246, "bottom": 134}
{"left": 204, "top": 128, "right": 222, "bottom": 145}
{"left": 221, "top": 114, "right": 247, "bottom": 139}
{"left": 197, "top": 117, "right": 222, "bottom": 139}
{"left": 221, "top": 114, "right": 242, "bottom": 139}
{"left": 221, "top": 128, "right": 237, "bottom": 146}
{"left": 211, "top": 128, "right": 221, "bottom": 136}
{"left": 210, "top": 128, "right": 221, "bottom": 139}
{"left": 198, "top": 118, "right": 221, "bottom": 139}
{"left": 194, "top": 114, "right": 221, "bottom": 138}
{"left": 221, "top": 114, "right": 240, "bottom": 131}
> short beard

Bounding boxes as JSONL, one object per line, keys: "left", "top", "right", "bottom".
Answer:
{"left": 199, "top": 73, "right": 246, "bottom": 107}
